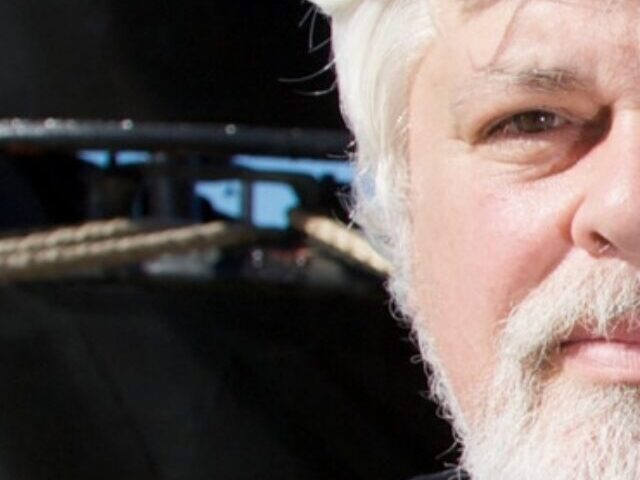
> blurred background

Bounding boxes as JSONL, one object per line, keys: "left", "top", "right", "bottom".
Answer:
{"left": 0, "top": 0, "right": 456, "bottom": 478}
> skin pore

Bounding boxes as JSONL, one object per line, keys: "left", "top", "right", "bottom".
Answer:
{"left": 408, "top": 0, "right": 640, "bottom": 421}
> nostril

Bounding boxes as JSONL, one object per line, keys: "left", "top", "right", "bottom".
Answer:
{"left": 590, "top": 232, "right": 612, "bottom": 256}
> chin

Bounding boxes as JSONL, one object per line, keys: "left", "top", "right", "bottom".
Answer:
{"left": 461, "top": 367, "right": 640, "bottom": 480}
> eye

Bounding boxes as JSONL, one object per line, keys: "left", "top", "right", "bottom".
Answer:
{"left": 486, "top": 110, "right": 568, "bottom": 139}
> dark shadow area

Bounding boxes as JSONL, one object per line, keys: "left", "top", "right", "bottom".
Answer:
{"left": 0, "top": 0, "right": 343, "bottom": 128}
{"left": 0, "top": 280, "right": 457, "bottom": 479}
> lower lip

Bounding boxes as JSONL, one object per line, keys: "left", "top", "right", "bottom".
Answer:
{"left": 561, "top": 340, "right": 640, "bottom": 383}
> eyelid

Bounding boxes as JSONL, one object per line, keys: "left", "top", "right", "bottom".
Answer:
{"left": 479, "top": 108, "right": 579, "bottom": 141}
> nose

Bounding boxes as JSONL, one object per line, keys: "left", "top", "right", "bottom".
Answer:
{"left": 571, "top": 111, "right": 640, "bottom": 265}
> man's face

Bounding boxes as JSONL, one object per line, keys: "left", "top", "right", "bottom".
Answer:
{"left": 409, "top": 0, "right": 640, "bottom": 477}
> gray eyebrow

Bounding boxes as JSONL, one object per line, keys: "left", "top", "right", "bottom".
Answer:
{"left": 506, "top": 67, "right": 588, "bottom": 91}
{"left": 452, "top": 66, "right": 591, "bottom": 114}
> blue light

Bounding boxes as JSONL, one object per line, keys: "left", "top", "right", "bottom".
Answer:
{"left": 195, "top": 180, "right": 243, "bottom": 219}
{"left": 252, "top": 182, "right": 299, "bottom": 228}
{"left": 233, "top": 155, "right": 353, "bottom": 183}
{"left": 77, "top": 150, "right": 110, "bottom": 168}
{"left": 117, "top": 151, "right": 153, "bottom": 165}
{"left": 78, "top": 150, "right": 153, "bottom": 168}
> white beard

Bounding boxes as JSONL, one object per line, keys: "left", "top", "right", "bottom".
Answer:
{"left": 416, "top": 251, "right": 640, "bottom": 480}
{"left": 464, "top": 364, "right": 640, "bottom": 480}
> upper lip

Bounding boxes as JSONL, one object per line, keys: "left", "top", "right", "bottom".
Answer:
{"left": 563, "top": 317, "right": 640, "bottom": 346}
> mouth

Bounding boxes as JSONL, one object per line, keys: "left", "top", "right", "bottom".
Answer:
{"left": 560, "top": 320, "right": 640, "bottom": 384}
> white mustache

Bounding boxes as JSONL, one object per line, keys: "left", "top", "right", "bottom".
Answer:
{"left": 498, "top": 250, "right": 640, "bottom": 371}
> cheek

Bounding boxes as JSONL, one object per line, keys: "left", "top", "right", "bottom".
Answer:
{"left": 410, "top": 161, "right": 577, "bottom": 405}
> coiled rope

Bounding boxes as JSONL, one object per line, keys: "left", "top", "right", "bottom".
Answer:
{"left": 289, "top": 211, "right": 391, "bottom": 276}
{"left": 0, "top": 218, "right": 139, "bottom": 255}
{"left": 0, "top": 221, "right": 256, "bottom": 282}
{"left": 0, "top": 213, "right": 390, "bottom": 282}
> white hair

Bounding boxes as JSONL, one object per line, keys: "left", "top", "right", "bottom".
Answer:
{"left": 324, "top": 1, "right": 436, "bottom": 315}
{"left": 315, "top": 5, "right": 640, "bottom": 479}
